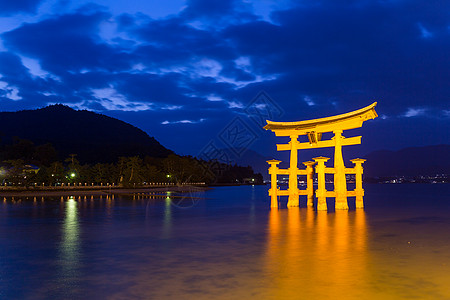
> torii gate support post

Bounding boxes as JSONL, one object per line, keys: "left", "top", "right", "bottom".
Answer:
{"left": 333, "top": 130, "right": 349, "bottom": 210}
{"left": 350, "top": 158, "right": 366, "bottom": 209}
{"left": 287, "top": 134, "right": 300, "bottom": 207}
{"left": 267, "top": 160, "right": 282, "bottom": 208}
{"left": 314, "top": 157, "right": 329, "bottom": 211}
{"left": 303, "top": 161, "right": 316, "bottom": 207}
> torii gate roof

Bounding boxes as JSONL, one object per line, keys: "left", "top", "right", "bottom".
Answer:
{"left": 264, "top": 102, "right": 378, "bottom": 135}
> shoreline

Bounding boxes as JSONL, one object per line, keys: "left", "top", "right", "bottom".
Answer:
{"left": 0, "top": 185, "right": 211, "bottom": 197}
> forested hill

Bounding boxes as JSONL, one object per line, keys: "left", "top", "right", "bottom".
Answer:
{"left": 0, "top": 104, "right": 172, "bottom": 163}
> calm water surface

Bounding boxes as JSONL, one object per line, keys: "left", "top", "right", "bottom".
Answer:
{"left": 1, "top": 184, "right": 450, "bottom": 299}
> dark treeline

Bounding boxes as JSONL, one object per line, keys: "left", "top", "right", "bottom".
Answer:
{"left": 0, "top": 138, "right": 263, "bottom": 187}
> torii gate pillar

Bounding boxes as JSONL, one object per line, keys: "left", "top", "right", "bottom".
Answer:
{"left": 351, "top": 158, "right": 366, "bottom": 208}
{"left": 333, "top": 129, "right": 348, "bottom": 210}
{"left": 267, "top": 159, "right": 282, "bottom": 208}
{"left": 287, "top": 135, "right": 300, "bottom": 207}
{"left": 303, "top": 161, "right": 316, "bottom": 207}
{"left": 314, "top": 157, "right": 329, "bottom": 211}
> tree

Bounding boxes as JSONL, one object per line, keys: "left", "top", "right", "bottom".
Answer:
{"left": 64, "top": 154, "right": 80, "bottom": 182}
{"left": 91, "top": 163, "right": 116, "bottom": 184}
{"left": 143, "top": 164, "right": 162, "bottom": 183}
{"left": 4, "top": 159, "right": 25, "bottom": 185}
{"left": 49, "top": 161, "right": 65, "bottom": 185}
{"left": 4, "top": 138, "right": 35, "bottom": 161}
{"left": 33, "top": 143, "right": 58, "bottom": 166}
{"left": 163, "top": 154, "right": 212, "bottom": 184}
{"left": 118, "top": 156, "right": 144, "bottom": 186}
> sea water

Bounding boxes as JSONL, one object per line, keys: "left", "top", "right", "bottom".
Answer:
{"left": 0, "top": 184, "right": 449, "bottom": 299}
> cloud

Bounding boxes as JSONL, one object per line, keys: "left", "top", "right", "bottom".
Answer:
{"left": 418, "top": 23, "right": 433, "bottom": 39}
{"left": 224, "top": 0, "right": 450, "bottom": 115}
{"left": 0, "top": 51, "right": 32, "bottom": 79}
{"left": 0, "top": 81, "right": 21, "bottom": 100}
{"left": 2, "top": 11, "right": 133, "bottom": 75}
{"left": 228, "top": 100, "right": 244, "bottom": 109}
{"left": 0, "top": 0, "right": 43, "bottom": 16}
{"left": 0, "top": 0, "right": 448, "bottom": 154}
{"left": 19, "top": 55, "right": 50, "bottom": 78}
{"left": 91, "top": 87, "right": 153, "bottom": 111}
{"left": 403, "top": 107, "right": 426, "bottom": 117}
{"left": 161, "top": 118, "right": 205, "bottom": 125}
{"left": 180, "top": 0, "right": 256, "bottom": 28}
{"left": 303, "top": 96, "right": 315, "bottom": 106}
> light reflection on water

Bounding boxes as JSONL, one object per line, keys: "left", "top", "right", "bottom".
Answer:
{"left": 163, "top": 197, "right": 172, "bottom": 239}
{"left": 56, "top": 197, "right": 81, "bottom": 298}
{"left": 265, "top": 208, "right": 369, "bottom": 299}
{"left": 0, "top": 185, "right": 449, "bottom": 299}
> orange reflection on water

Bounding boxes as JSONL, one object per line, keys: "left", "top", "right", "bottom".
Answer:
{"left": 265, "top": 208, "right": 368, "bottom": 299}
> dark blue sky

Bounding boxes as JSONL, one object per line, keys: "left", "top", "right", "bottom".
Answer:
{"left": 0, "top": 0, "right": 448, "bottom": 160}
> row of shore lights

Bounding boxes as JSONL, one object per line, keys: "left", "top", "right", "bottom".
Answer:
{"left": 3, "top": 173, "right": 205, "bottom": 187}
{"left": 23, "top": 182, "right": 206, "bottom": 187}
{"left": 3, "top": 182, "right": 206, "bottom": 187}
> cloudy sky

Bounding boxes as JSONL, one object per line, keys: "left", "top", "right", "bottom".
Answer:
{"left": 0, "top": 0, "right": 448, "bottom": 160}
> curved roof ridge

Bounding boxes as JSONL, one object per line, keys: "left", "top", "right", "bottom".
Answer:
{"left": 264, "top": 102, "right": 377, "bottom": 131}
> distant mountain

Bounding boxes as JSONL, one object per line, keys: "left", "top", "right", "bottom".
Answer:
{"left": 232, "top": 148, "right": 273, "bottom": 180}
{"left": 0, "top": 104, "right": 172, "bottom": 163}
{"left": 363, "top": 144, "right": 450, "bottom": 177}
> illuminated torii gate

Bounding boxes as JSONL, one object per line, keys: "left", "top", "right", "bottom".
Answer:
{"left": 264, "top": 102, "right": 378, "bottom": 210}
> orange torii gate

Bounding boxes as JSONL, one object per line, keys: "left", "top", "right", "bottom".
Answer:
{"left": 264, "top": 102, "right": 378, "bottom": 211}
